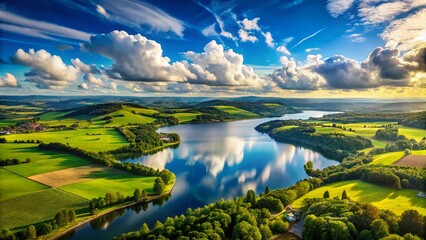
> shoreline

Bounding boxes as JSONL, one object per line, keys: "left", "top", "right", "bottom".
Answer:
{"left": 46, "top": 186, "right": 174, "bottom": 240}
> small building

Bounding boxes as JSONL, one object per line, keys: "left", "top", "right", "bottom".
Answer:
{"left": 286, "top": 212, "right": 296, "bottom": 222}
{"left": 418, "top": 192, "right": 426, "bottom": 198}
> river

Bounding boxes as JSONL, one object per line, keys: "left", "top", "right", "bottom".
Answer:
{"left": 62, "top": 110, "right": 339, "bottom": 239}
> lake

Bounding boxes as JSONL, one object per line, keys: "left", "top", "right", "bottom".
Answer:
{"left": 63, "top": 110, "right": 339, "bottom": 239}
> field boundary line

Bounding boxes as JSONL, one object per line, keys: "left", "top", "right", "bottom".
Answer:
{"left": 1, "top": 167, "right": 51, "bottom": 188}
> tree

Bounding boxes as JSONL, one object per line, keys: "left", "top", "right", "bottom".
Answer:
{"left": 25, "top": 158, "right": 31, "bottom": 163}
{"left": 141, "top": 189, "right": 148, "bottom": 200}
{"left": 329, "top": 220, "right": 350, "bottom": 240}
{"left": 160, "top": 169, "right": 174, "bottom": 184}
{"left": 245, "top": 190, "right": 256, "bottom": 206}
{"left": 25, "top": 225, "right": 37, "bottom": 240}
{"left": 270, "top": 219, "right": 289, "bottom": 234}
{"left": 265, "top": 186, "right": 271, "bottom": 194}
{"left": 0, "top": 228, "right": 15, "bottom": 240}
{"left": 153, "top": 177, "right": 165, "bottom": 194}
{"left": 371, "top": 219, "right": 389, "bottom": 239}
{"left": 134, "top": 188, "right": 142, "bottom": 202}
{"left": 404, "top": 149, "right": 411, "bottom": 155}
{"left": 359, "top": 230, "right": 373, "bottom": 240}
{"left": 140, "top": 223, "right": 150, "bottom": 236}
{"left": 232, "top": 221, "right": 262, "bottom": 240}
{"left": 55, "top": 211, "right": 66, "bottom": 226}
{"left": 323, "top": 190, "right": 330, "bottom": 198}
{"left": 68, "top": 209, "right": 76, "bottom": 222}
{"left": 399, "top": 210, "right": 424, "bottom": 237}
{"left": 259, "top": 224, "right": 272, "bottom": 240}
{"left": 341, "top": 190, "right": 348, "bottom": 200}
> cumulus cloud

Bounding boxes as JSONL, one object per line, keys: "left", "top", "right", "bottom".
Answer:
{"left": 262, "top": 31, "right": 274, "bottom": 47}
{"left": 83, "top": 73, "right": 104, "bottom": 87}
{"left": 326, "top": 0, "right": 356, "bottom": 17}
{"left": 268, "top": 56, "right": 326, "bottom": 90}
{"left": 83, "top": 30, "right": 193, "bottom": 82}
{"left": 202, "top": 23, "right": 219, "bottom": 37}
{"left": 95, "top": 0, "right": 185, "bottom": 36}
{"left": 184, "top": 40, "right": 261, "bottom": 87}
{"left": 84, "top": 31, "right": 263, "bottom": 89}
{"left": 269, "top": 46, "right": 426, "bottom": 90}
{"left": 238, "top": 18, "right": 260, "bottom": 31}
{"left": 11, "top": 49, "right": 79, "bottom": 89}
{"left": 276, "top": 45, "right": 291, "bottom": 55}
{"left": 380, "top": 8, "right": 426, "bottom": 51}
{"left": 78, "top": 82, "right": 89, "bottom": 90}
{"left": 238, "top": 29, "right": 257, "bottom": 42}
{"left": 71, "top": 58, "right": 100, "bottom": 74}
{"left": 0, "top": 73, "right": 19, "bottom": 87}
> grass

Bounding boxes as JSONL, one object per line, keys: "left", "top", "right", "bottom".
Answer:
{"left": 1, "top": 143, "right": 90, "bottom": 176}
{"left": 171, "top": 112, "right": 200, "bottom": 123}
{"left": 124, "top": 106, "right": 158, "bottom": 115}
{"left": 4, "top": 128, "right": 128, "bottom": 152}
{"left": 263, "top": 103, "right": 281, "bottom": 107}
{"left": 0, "top": 169, "right": 48, "bottom": 201}
{"left": 275, "top": 125, "right": 297, "bottom": 131}
{"left": 0, "top": 188, "right": 88, "bottom": 231}
{"left": 215, "top": 105, "right": 259, "bottom": 119}
{"left": 59, "top": 174, "right": 172, "bottom": 199}
{"left": 292, "top": 180, "right": 426, "bottom": 215}
{"left": 371, "top": 150, "right": 426, "bottom": 165}
{"left": 399, "top": 126, "right": 426, "bottom": 141}
{"left": 92, "top": 108, "right": 156, "bottom": 127}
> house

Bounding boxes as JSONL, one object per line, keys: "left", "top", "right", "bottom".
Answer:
{"left": 286, "top": 212, "right": 296, "bottom": 222}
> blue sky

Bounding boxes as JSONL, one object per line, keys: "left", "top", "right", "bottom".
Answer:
{"left": 0, "top": 0, "right": 425, "bottom": 97}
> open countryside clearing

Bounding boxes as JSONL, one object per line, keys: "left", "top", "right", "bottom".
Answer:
{"left": 394, "top": 154, "right": 426, "bottom": 167}
{"left": 28, "top": 164, "right": 125, "bottom": 187}
{"left": 292, "top": 180, "right": 426, "bottom": 215}
{"left": 372, "top": 150, "right": 426, "bottom": 165}
{"left": 4, "top": 128, "right": 128, "bottom": 151}
{"left": 0, "top": 169, "right": 48, "bottom": 201}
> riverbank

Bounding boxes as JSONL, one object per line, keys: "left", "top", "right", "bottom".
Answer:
{"left": 45, "top": 185, "right": 174, "bottom": 240}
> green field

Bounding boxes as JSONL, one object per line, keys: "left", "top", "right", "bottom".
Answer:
{"left": 171, "top": 112, "right": 200, "bottom": 123}
{"left": 92, "top": 108, "right": 156, "bottom": 127}
{"left": 0, "top": 143, "right": 90, "bottom": 176}
{"left": 399, "top": 126, "right": 426, "bottom": 141}
{"left": 0, "top": 169, "right": 48, "bottom": 201}
{"left": 372, "top": 150, "right": 426, "bottom": 165}
{"left": 4, "top": 128, "right": 128, "bottom": 152}
{"left": 215, "top": 105, "right": 259, "bottom": 119}
{"left": 292, "top": 180, "right": 426, "bottom": 215}
{"left": 263, "top": 103, "right": 281, "bottom": 107}
{"left": 0, "top": 189, "right": 88, "bottom": 231}
{"left": 124, "top": 106, "right": 158, "bottom": 115}
{"left": 60, "top": 175, "right": 170, "bottom": 199}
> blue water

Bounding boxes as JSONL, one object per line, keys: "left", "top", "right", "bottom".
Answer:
{"left": 65, "top": 111, "right": 339, "bottom": 239}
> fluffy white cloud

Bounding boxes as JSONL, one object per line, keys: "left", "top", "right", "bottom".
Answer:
{"left": 184, "top": 40, "right": 261, "bottom": 87}
{"left": 238, "top": 29, "right": 257, "bottom": 42}
{"left": 268, "top": 56, "right": 326, "bottom": 90}
{"left": 269, "top": 46, "right": 426, "bottom": 90}
{"left": 262, "top": 31, "right": 274, "bottom": 47}
{"left": 202, "top": 23, "right": 219, "bottom": 37}
{"left": 0, "top": 73, "right": 19, "bottom": 87}
{"left": 276, "top": 45, "right": 291, "bottom": 55}
{"left": 11, "top": 49, "right": 79, "bottom": 89}
{"left": 78, "top": 82, "right": 89, "bottom": 90}
{"left": 84, "top": 30, "right": 194, "bottom": 82}
{"left": 84, "top": 31, "right": 263, "bottom": 88}
{"left": 95, "top": 0, "right": 185, "bottom": 36}
{"left": 83, "top": 73, "right": 104, "bottom": 87}
{"left": 238, "top": 18, "right": 260, "bottom": 31}
{"left": 326, "top": 0, "right": 356, "bottom": 17}
{"left": 380, "top": 8, "right": 426, "bottom": 51}
{"left": 71, "top": 58, "right": 100, "bottom": 74}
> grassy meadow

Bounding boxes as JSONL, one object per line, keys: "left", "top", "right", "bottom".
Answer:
{"left": 371, "top": 150, "right": 426, "bottom": 165}
{"left": 171, "top": 112, "right": 200, "bottom": 123}
{"left": 0, "top": 189, "right": 88, "bottom": 231}
{"left": 292, "top": 180, "right": 426, "bottom": 215}
{"left": 0, "top": 169, "right": 48, "bottom": 201}
{"left": 4, "top": 128, "right": 127, "bottom": 151}
{"left": 215, "top": 105, "right": 259, "bottom": 119}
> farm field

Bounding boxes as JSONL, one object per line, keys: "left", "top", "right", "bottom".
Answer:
{"left": 92, "top": 108, "right": 156, "bottom": 127}
{"left": 372, "top": 150, "right": 426, "bottom": 165}
{"left": 399, "top": 126, "right": 426, "bottom": 141}
{"left": 215, "top": 105, "right": 259, "bottom": 119}
{"left": 171, "top": 112, "right": 200, "bottom": 123}
{"left": 4, "top": 128, "right": 128, "bottom": 151}
{"left": 0, "top": 188, "right": 88, "bottom": 231}
{"left": 292, "top": 180, "right": 426, "bottom": 215}
{"left": 1, "top": 143, "right": 90, "bottom": 176}
{"left": 59, "top": 174, "right": 161, "bottom": 199}
{"left": 0, "top": 169, "right": 48, "bottom": 201}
